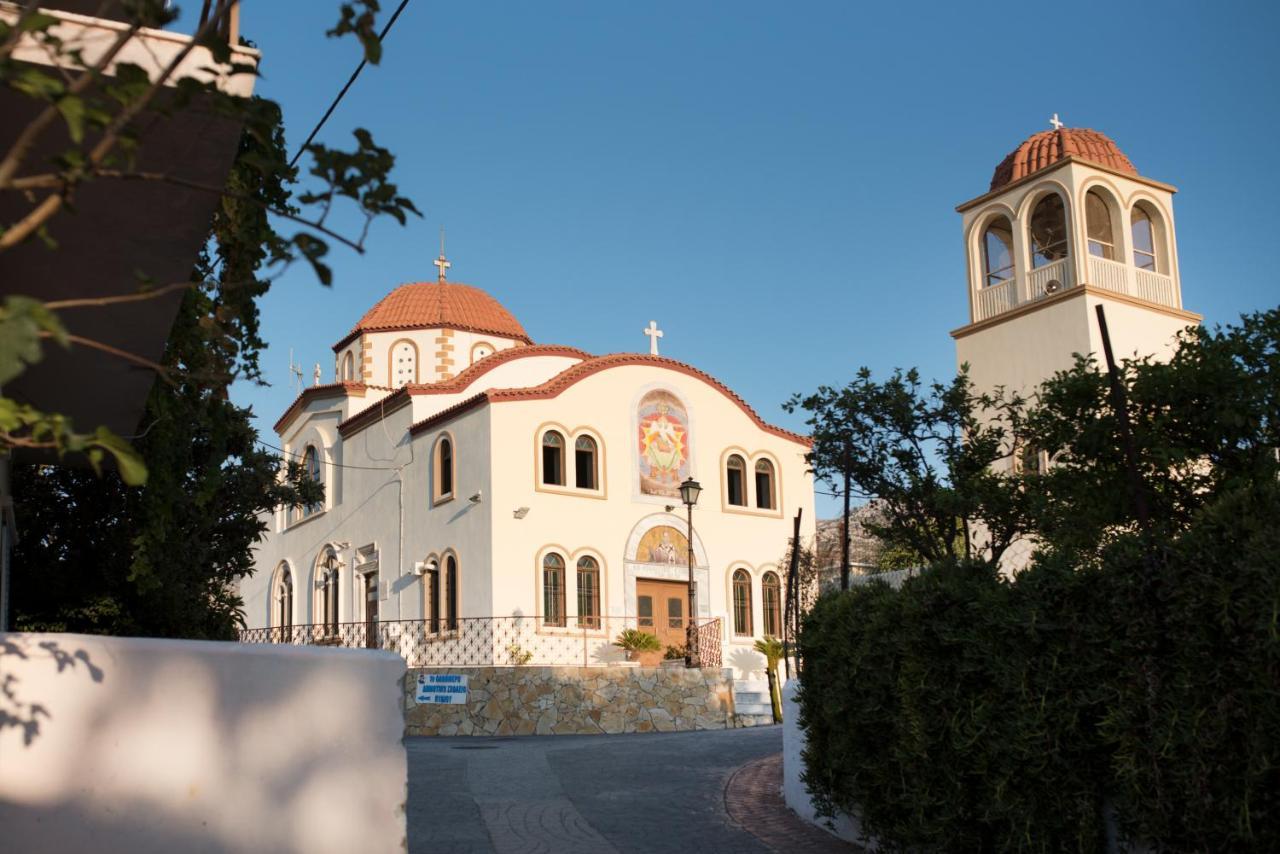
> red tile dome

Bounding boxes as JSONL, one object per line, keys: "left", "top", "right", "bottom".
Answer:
{"left": 990, "top": 127, "right": 1137, "bottom": 191}
{"left": 335, "top": 281, "right": 532, "bottom": 350}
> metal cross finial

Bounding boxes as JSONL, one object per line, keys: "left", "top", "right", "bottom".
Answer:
{"left": 644, "top": 320, "right": 664, "bottom": 356}
{"left": 434, "top": 227, "right": 451, "bottom": 282}
{"left": 1050, "top": 113, "right": 1064, "bottom": 130}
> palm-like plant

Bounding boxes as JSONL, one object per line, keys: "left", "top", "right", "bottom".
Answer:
{"left": 753, "top": 635, "right": 785, "bottom": 723}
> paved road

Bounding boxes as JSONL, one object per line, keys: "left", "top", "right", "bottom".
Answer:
{"left": 406, "top": 726, "right": 782, "bottom": 854}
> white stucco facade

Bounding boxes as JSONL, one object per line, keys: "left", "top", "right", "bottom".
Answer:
{"left": 243, "top": 284, "right": 815, "bottom": 677}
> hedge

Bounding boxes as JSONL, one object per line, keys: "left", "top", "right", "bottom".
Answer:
{"left": 797, "top": 479, "right": 1280, "bottom": 852}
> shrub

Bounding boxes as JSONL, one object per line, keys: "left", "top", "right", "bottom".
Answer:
{"left": 663, "top": 643, "right": 686, "bottom": 660}
{"left": 614, "top": 629, "right": 661, "bottom": 654}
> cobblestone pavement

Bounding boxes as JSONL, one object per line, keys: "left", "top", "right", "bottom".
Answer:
{"left": 407, "top": 727, "right": 787, "bottom": 854}
{"left": 723, "top": 754, "right": 862, "bottom": 853}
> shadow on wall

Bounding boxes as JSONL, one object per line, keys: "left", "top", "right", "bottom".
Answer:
{"left": 0, "top": 633, "right": 407, "bottom": 854}
{"left": 0, "top": 635, "right": 103, "bottom": 746}
{"left": 727, "top": 647, "right": 765, "bottom": 680}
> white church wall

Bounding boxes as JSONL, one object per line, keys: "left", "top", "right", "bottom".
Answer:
{"left": 360, "top": 328, "right": 523, "bottom": 387}
{"left": 406, "top": 352, "right": 584, "bottom": 425}
{"left": 0, "top": 633, "right": 407, "bottom": 854}
{"left": 483, "top": 362, "right": 815, "bottom": 676}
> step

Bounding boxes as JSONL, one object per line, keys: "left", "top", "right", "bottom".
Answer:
{"left": 734, "top": 701, "right": 772, "bottom": 716}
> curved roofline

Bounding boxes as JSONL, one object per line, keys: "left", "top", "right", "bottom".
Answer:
{"left": 407, "top": 353, "right": 811, "bottom": 446}
{"left": 272, "top": 381, "right": 390, "bottom": 435}
{"left": 338, "top": 344, "right": 590, "bottom": 438}
{"left": 332, "top": 280, "right": 533, "bottom": 351}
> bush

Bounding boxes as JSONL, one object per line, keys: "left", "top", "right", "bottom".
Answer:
{"left": 664, "top": 643, "right": 686, "bottom": 660}
{"left": 797, "top": 478, "right": 1280, "bottom": 851}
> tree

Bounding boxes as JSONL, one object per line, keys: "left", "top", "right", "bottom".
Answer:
{"left": 788, "top": 367, "right": 1033, "bottom": 571}
{"left": 2, "top": 2, "right": 419, "bottom": 637}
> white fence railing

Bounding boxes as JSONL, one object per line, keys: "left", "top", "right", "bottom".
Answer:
{"left": 975, "top": 279, "right": 1016, "bottom": 321}
{"left": 1135, "top": 268, "right": 1177, "bottom": 307}
{"left": 1027, "top": 257, "right": 1072, "bottom": 302}
{"left": 1087, "top": 255, "right": 1129, "bottom": 295}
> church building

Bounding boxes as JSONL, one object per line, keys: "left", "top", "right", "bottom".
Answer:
{"left": 241, "top": 256, "right": 815, "bottom": 676}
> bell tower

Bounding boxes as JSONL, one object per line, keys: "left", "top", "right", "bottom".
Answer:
{"left": 953, "top": 120, "right": 1201, "bottom": 405}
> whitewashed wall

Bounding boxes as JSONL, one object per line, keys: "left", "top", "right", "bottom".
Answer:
{"left": 0, "top": 633, "right": 407, "bottom": 854}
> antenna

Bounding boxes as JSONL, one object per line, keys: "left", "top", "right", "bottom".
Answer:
{"left": 288, "top": 348, "right": 305, "bottom": 395}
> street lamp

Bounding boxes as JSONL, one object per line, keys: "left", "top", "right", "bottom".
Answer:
{"left": 679, "top": 477, "right": 702, "bottom": 668}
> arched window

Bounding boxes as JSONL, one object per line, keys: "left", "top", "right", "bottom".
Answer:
{"left": 302, "top": 445, "right": 322, "bottom": 518}
{"left": 1131, "top": 206, "right": 1159, "bottom": 271}
{"left": 754, "top": 459, "right": 776, "bottom": 510}
{"left": 340, "top": 351, "right": 355, "bottom": 382}
{"left": 541, "top": 430, "right": 565, "bottom": 486}
{"left": 576, "top": 556, "right": 600, "bottom": 629}
{"left": 982, "top": 216, "right": 1015, "bottom": 287}
{"left": 391, "top": 340, "right": 416, "bottom": 388}
{"left": 274, "top": 565, "right": 293, "bottom": 638}
{"left": 434, "top": 435, "right": 454, "bottom": 500}
{"left": 732, "top": 569, "right": 753, "bottom": 637}
{"left": 470, "top": 341, "right": 494, "bottom": 365}
{"left": 574, "top": 435, "right": 598, "bottom": 490}
{"left": 1029, "top": 194, "right": 1069, "bottom": 268}
{"left": 424, "top": 559, "right": 441, "bottom": 634}
{"left": 319, "top": 550, "right": 340, "bottom": 635}
{"left": 761, "top": 571, "right": 781, "bottom": 638}
{"left": 445, "top": 554, "right": 458, "bottom": 631}
{"left": 543, "top": 553, "right": 566, "bottom": 627}
{"left": 726, "top": 455, "right": 747, "bottom": 506}
{"left": 1085, "top": 190, "right": 1116, "bottom": 260}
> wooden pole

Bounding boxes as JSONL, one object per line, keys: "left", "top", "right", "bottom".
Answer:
{"left": 1095, "top": 305, "right": 1152, "bottom": 531}
{"left": 784, "top": 507, "right": 803, "bottom": 678}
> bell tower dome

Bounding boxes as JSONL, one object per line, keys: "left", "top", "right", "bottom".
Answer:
{"left": 953, "top": 119, "right": 1200, "bottom": 400}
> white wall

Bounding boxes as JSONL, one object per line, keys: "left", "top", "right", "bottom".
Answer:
{"left": 0, "top": 633, "right": 406, "bottom": 854}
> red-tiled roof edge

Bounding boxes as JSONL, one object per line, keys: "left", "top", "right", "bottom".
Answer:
{"left": 272, "top": 382, "right": 388, "bottom": 435}
{"left": 407, "top": 393, "right": 493, "bottom": 436}
{"left": 403, "top": 344, "right": 590, "bottom": 396}
{"left": 404, "top": 353, "right": 808, "bottom": 448}
{"left": 337, "top": 387, "right": 413, "bottom": 438}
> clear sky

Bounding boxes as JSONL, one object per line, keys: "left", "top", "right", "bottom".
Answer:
{"left": 228, "top": 0, "right": 1280, "bottom": 518}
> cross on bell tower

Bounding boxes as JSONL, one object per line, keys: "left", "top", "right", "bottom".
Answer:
{"left": 1049, "top": 112, "right": 1064, "bottom": 130}
{"left": 434, "top": 227, "right": 451, "bottom": 283}
{"left": 643, "top": 320, "right": 663, "bottom": 355}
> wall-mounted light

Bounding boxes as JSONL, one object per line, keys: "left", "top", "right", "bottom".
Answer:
{"left": 412, "top": 559, "right": 438, "bottom": 577}
{"left": 469, "top": 491, "right": 483, "bottom": 504}
{"left": 513, "top": 507, "right": 530, "bottom": 519}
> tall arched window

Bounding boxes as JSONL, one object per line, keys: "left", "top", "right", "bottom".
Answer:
{"left": 754, "top": 459, "right": 776, "bottom": 510}
{"left": 340, "top": 351, "right": 355, "bottom": 381}
{"left": 274, "top": 565, "right": 293, "bottom": 639}
{"left": 391, "top": 340, "right": 416, "bottom": 388}
{"left": 726, "top": 455, "right": 747, "bottom": 506}
{"left": 982, "top": 217, "right": 1015, "bottom": 287}
{"left": 574, "top": 435, "right": 598, "bottom": 490}
{"left": 425, "top": 559, "right": 440, "bottom": 634}
{"left": 576, "top": 556, "right": 600, "bottom": 629}
{"left": 1131, "top": 206, "right": 1159, "bottom": 271}
{"left": 761, "top": 571, "right": 781, "bottom": 638}
{"left": 445, "top": 554, "right": 458, "bottom": 631}
{"left": 732, "top": 569, "right": 753, "bottom": 637}
{"left": 435, "top": 435, "right": 454, "bottom": 500}
{"left": 1085, "top": 190, "right": 1116, "bottom": 260}
{"left": 543, "top": 553, "right": 566, "bottom": 627}
{"left": 319, "top": 550, "right": 339, "bottom": 635}
{"left": 1029, "top": 194, "right": 1069, "bottom": 268}
{"left": 541, "top": 431, "right": 565, "bottom": 486}
{"left": 302, "top": 445, "right": 322, "bottom": 518}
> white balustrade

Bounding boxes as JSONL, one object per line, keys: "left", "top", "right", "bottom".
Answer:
{"left": 1087, "top": 255, "right": 1130, "bottom": 295}
{"left": 1027, "top": 257, "right": 1072, "bottom": 301}
{"left": 1135, "top": 269, "right": 1176, "bottom": 307}
{"left": 975, "top": 279, "right": 1016, "bottom": 321}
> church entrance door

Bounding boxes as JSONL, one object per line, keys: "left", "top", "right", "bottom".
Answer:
{"left": 635, "top": 578, "right": 688, "bottom": 664}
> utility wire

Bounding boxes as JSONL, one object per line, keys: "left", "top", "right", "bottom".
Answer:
{"left": 256, "top": 437, "right": 402, "bottom": 471}
{"left": 288, "top": 0, "right": 414, "bottom": 169}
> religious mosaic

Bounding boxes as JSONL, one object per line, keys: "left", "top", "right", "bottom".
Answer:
{"left": 636, "top": 389, "right": 689, "bottom": 498}
{"left": 633, "top": 525, "right": 690, "bottom": 567}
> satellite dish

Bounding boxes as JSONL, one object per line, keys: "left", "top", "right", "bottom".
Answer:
{"left": 1044, "top": 279, "right": 1062, "bottom": 295}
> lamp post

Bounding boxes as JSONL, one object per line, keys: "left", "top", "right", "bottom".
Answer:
{"left": 679, "top": 477, "right": 702, "bottom": 668}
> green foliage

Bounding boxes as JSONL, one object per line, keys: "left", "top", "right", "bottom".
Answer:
{"left": 505, "top": 642, "right": 534, "bottom": 666}
{"left": 663, "top": 643, "right": 686, "bottom": 660}
{"left": 755, "top": 635, "right": 785, "bottom": 722}
{"left": 613, "top": 629, "right": 662, "bottom": 653}
{"left": 796, "top": 309, "right": 1280, "bottom": 851}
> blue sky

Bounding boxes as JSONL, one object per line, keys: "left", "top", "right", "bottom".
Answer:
{"left": 228, "top": 0, "right": 1280, "bottom": 518}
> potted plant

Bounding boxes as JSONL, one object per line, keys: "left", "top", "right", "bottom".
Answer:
{"left": 661, "top": 643, "right": 687, "bottom": 667}
{"left": 613, "top": 628, "right": 661, "bottom": 662}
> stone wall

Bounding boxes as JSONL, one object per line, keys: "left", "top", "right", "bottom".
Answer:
{"left": 404, "top": 665, "right": 736, "bottom": 736}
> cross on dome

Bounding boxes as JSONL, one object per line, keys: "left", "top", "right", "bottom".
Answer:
{"left": 644, "top": 320, "right": 663, "bottom": 355}
{"left": 1049, "top": 113, "right": 1064, "bottom": 130}
{"left": 434, "top": 227, "right": 451, "bottom": 282}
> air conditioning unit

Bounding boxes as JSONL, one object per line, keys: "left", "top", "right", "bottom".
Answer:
{"left": 1044, "top": 279, "right": 1062, "bottom": 295}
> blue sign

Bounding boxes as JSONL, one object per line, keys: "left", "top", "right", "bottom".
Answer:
{"left": 415, "top": 673, "right": 469, "bottom": 705}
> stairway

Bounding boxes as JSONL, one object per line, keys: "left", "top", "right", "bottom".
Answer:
{"left": 732, "top": 678, "right": 776, "bottom": 727}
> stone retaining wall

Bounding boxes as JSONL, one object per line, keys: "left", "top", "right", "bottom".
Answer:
{"left": 403, "top": 665, "right": 736, "bottom": 736}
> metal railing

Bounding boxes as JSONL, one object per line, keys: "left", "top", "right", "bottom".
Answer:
{"left": 239, "top": 615, "right": 724, "bottom": 669}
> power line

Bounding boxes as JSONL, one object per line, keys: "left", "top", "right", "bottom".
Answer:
{"left": 288, "top": 0, "right": 414, "bottom": 169}
{"left": 256, "top": 438, "right": 401, "bottom": 472}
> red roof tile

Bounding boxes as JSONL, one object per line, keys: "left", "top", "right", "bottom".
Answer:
{"left": 333, "top": 281, "right": 532, "bottom": 351}
{"left": 990, "top": 127, "right": 1137, "bottom": 191}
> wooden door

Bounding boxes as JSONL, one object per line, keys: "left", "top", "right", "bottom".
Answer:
{"left": 364, "top": 572, "right": 379, "bottom": 649}
{"left": 635, "top": 578, "right": 689, "bottom": 663}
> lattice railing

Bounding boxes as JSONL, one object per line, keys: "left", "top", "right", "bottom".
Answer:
{"left": 239, "top": 615, "right": 725, "bottom": 669}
